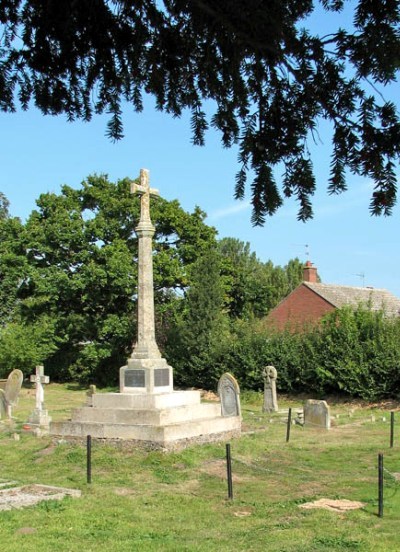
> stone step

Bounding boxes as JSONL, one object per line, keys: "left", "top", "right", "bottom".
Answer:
{"left": 50, "top": 414, "right": 241, "bottom": 444}
{"left": 71, "top": 402, "right": 221, "bottom": 425}
{"left": 91, "top": 390, "right": 201, "bottom": 410}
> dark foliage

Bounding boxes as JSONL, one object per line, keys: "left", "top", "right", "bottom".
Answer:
{"left": 1, "top": 1, "right": 399, "bottom": 222}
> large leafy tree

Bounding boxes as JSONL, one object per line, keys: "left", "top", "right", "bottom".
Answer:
{"left": 1, "top": 1, "right": 400, "bottom": 222}
{"left": 166, "top": 247, "right": 229, "bottom": 388}
{"left": 0, "top": 213, "right": 26, "bottom": 323}
{"left": 218, "top": 238, "right": 304, "bottom": 318}
{"left": 0, "top": 192, "right": 10, "bottom": 220}
{"left": 7, "top": 174, "right": 216, "bottom": 383}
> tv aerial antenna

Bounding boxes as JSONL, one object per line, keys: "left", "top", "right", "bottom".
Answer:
{"left": 354, "top": 272, "right": 365, "bottom": 287}
{"left": 292, "top": 243, "right": 310, "bottom": 260}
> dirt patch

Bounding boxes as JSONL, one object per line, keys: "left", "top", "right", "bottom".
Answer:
{"left": 114, "top": 487, "right": 138, "bottom": 497}
{"left": 15, "top": 527, "right": 37, "bottom": 535}
{"left": 199, "top": 459, "right": 246, "bottom": 482}
{"left": 34, "top": 445, "right": 57, "bottom": 463}
{"left": 0, "top": 484, "right": 81, "bottom": 511}
{"left": 233, "top": 507, "right": 253, "bottom": 517}
{"left": 299, "top": 498, "right": 365, "bottom": 512}
{"left": 174, "top": 479, "right": 201, "bottom": 495}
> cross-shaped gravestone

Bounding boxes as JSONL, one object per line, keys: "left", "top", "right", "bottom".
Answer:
{"left": 30, "top": 366, "right": 49, "bottom": 411}
{"left": 28, "top": 365, "right": 51, "bottom": 430}
{"left": 262, "top": 365, "right": 278, "bottom": 413}
{"left": 131, "top": 168, "right": 159, "bottom": 224}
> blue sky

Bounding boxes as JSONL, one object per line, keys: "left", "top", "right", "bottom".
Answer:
{"left": 1, "top": 5, "right": 399, "bottom": 297}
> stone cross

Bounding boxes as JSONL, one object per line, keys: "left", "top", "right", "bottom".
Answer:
{"left": 28, "top": 365, "right": 51, "bottom": 430}
{"left": 131, "top": 168, "right": 160, "bottom": 224}
{"left": 30, "top": 365, "right": 49, "bottom": 411}
{"left": 120, "top": 168, "right": 173, "bottom": 394}
{"left": 129, "top": 168, "right": 161, "bottom": 361}
{"left": 262, "top": 365, "right": 278, "bottom": 413}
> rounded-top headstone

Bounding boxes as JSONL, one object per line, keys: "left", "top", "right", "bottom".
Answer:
{"left": 218, "top": 373, "right": 241, "bottom": 417}
{"left": 5, "top": 369, "right": 23, "bottom": 405}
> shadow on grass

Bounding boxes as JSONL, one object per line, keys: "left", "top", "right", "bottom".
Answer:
{"left": 65, "top": 383, "right": 88, "bottom": 391}
{"left": 65, "top": 383, "right": 119, "bottom": 393}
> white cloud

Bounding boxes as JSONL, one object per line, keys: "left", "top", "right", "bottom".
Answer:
{"left": 208, "top": 200, "right": 251, "bottom": 220}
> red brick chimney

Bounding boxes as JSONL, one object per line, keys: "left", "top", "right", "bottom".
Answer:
{"left": 303, "top": 261, "right": 318, "bottom": 283}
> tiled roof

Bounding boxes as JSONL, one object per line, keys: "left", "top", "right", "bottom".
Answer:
{"left": 304, "top": 282, "right": 400, "bottom": 317}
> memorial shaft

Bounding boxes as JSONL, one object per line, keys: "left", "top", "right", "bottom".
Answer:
{"left": 133, "top": 221, "right": 160, "bottom": 358}
{"left": 120, "top": 168, "right": 173, "bottom": 394}
{"left": 131, "top": 169, "right": 161, "bottom": 360}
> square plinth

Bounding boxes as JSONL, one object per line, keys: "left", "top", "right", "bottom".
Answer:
{"left": 50, "top": 389, "right": 241, "bottom": 448}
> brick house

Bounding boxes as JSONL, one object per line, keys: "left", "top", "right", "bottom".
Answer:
{"left": 265, "top": 261, "right": 400, "bottom": 331}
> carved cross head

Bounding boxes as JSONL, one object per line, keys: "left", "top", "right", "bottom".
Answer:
{"left": 131, "top": 169, "right": 159, "bottom": 223}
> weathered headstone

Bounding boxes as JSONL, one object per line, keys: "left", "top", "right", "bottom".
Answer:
{"left": 0, "top": 390, "right": 6, "bottom": 419}
{"left": 86, "top": 384, "right": 97, "bottom": 406}
{"left": 5, "top": 369, "right": 23, "bottom": 405}
{"left": 303, "top": 399, "right": 331, "bottom": 430}
{"left": 262, "top": 365, "right": 278, "bottom": 413}
{"left": 0, "top": 370, "right": 23, "bottom": 419}
{"left": 27, "top": 366, "right": 51, "bottom": 428}
{"left": 218, "top": 373, "right": 241, "bottom": 417}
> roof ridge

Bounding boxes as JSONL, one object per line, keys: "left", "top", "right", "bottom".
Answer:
{"left": 304, "top": 282, "right": 389, "bottom": 293}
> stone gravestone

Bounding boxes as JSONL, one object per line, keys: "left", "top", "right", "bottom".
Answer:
{"left": 86, "top": 385, "right": 97, "bottom": 406}
{"left": 303, "top": 399, "right": 331, "bottom": 430}
{"left": 0, "top": 369, "right": 23, "bottom": 419}
{"left": 27, "top": 366, "right": 51, "bottom": 429}
{"left": 262, "top": 365, "right": 278, "bottom": 413}
{"left": 218, "top": 373, "right": 241, "bottom": 417}
{"left": 0, "top": 390, "right": 5, "bottom": 419}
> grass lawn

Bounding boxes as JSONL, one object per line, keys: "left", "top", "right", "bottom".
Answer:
{"left": 1, "top": 384, "right": 399, "bottom": 551}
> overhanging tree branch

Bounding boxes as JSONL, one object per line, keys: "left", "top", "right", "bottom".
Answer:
{"left": 1, "top": 0, "right": 399, "bottom": 223}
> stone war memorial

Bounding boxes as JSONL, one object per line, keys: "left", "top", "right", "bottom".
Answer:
{"left": 50, "top": 169, "right": 241, "bottom": 448}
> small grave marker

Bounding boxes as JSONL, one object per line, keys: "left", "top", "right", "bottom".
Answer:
{"left": 86, "top": 385, "right": 96, "bottom": 406}
{"left": 218, "top": 373, "right": 241, "bottom": 417}
{"left": 303, "top": 399, "right": 331, "bottom": 430}
{"left": 0, "top": 369, "right": 23, "bottom": 419}
{"left": 27, "top": 366, "right": 51, "bottom": 429}
{"left": 262, "top": 365, "right": 278, "bottom": 413}
{"left": 0, "top": 390, "right": 5, "bottom": 419}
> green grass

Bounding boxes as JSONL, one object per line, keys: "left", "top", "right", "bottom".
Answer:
{"left": 1, "top": 385, "right": 399, "bottom": 551}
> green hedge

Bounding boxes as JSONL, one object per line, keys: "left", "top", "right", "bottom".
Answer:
{"left": 209, "top": 306, "right": 400, "bottom": 400}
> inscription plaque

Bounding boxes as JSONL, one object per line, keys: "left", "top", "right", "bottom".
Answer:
{"left": 154, "top": 369, "right": 170, "bottom": 387}
{"left": 125, "top": 369, "right": 145, "bottom": 388}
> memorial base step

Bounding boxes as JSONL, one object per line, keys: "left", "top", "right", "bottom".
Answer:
{"left": 50, "top": 415, "right": 241, "bottom": 446}
{"left": 50, "top": 390, "right": 241, "bottom": 448}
